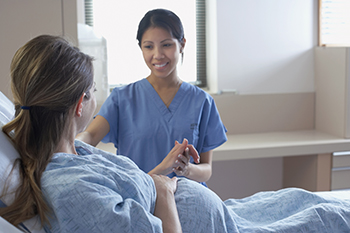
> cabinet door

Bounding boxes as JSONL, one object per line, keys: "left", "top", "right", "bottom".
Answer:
{"left": 332, "top": 154, "right": 350, "bottom": 190}
{"left": 0, "top": 0, "right": 77, "bottom": 99}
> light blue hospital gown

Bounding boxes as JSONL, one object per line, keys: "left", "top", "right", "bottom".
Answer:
{"left": 41, "top": 141, "right": 350, "bottom": 233}
{"left": 98, "top": 79, "right": 227, "bottom": 175}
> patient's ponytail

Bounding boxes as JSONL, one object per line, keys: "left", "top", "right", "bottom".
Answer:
{"left": 0, "top": 35, "right": 94, "bottom": 227}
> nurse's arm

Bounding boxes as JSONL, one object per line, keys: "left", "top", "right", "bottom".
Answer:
{"left": 76, "top": 115, "right": 110, "bottom": 147}
{"left": 186, "top": 150, "right": 213, "bottom": 183}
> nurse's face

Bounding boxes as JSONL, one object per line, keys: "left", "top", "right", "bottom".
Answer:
{"left": 141, "top": 27, "right": 184, "bottom": 80}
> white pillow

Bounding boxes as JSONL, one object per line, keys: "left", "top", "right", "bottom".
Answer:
{"left": 0, "top": 92, "right": 15, "bottom": 125}
{"left": 0, "top": 91, "right": 17, "bottom": 206}
{"left": 0, "top": 121, "right": 20, "bottom": 206}
{"left": 0, "top": 92, "right": 45, "bottom": 233}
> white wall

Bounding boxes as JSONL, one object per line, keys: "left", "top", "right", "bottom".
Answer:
{"left": 207, "top": 0, "right": 317, "bottom": 94}
{"left": 205, "top": 0, "right": 318, "bottom": 198}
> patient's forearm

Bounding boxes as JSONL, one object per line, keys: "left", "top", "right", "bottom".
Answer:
{"left": 152, "top": 175, "right": 182, "bottom": 233}
{"left": 154, "top": 189, "right": 182, "bottom": 233}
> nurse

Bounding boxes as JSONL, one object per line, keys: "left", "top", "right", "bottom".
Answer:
{"left": 77, "top": 9, "right": 227, "bottom": 184}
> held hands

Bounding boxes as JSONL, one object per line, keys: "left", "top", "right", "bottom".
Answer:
{"left": 148, "top": 138, "right": 200, "bottom": 177}
{"left": 172, "top": 140, "right": 199, "bottom": 177}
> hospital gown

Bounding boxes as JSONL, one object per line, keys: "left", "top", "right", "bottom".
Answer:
{"left": 41, "top": 140, "right": 350, "bottom": 233}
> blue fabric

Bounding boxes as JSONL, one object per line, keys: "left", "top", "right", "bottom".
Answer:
{"left": 42, "top": 140, "right": 160, "bottom": 233}
{"left": 98, "top": 79, "right": 227, "bottom": 175}
{"left": 41, "top": 140, "right": 350, "bottom": 233}
{"left": 0, "top": 199, "right": 6, "bottom": 208}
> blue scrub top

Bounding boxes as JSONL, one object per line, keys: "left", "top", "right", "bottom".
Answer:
{"left": 98, "top": 79, "right": 227, "bottom": 174}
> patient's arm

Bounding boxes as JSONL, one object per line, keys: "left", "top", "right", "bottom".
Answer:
{"left": 151, "top": 175, "right": 182, "bottom": 233}
{"left": 76, "top": 115, "right": 110, "bottom": 146}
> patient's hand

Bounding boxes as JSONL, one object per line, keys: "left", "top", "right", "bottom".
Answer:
{"left": 151, "top": 174, "right": 178, "bottom": 194}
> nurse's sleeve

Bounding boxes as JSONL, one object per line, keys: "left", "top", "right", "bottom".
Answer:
{"left": 42, "top": 170, "right": 163, "bottom": 233}
{"left": 199, "top": 96, "right": 227, "bottom": 153}
{"left": 97, "top": 88, "right": 120, "bottom": 145}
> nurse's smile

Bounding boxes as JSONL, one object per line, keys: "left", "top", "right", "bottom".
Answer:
{"left": 154, "top": 62, "right": 169, "bottom": 70}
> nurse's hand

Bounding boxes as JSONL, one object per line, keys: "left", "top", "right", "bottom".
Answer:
{"left": 148, "top": 138, "right": 198, "bottom": 176}
{"left": 172, "top": 141, "right": 199, "bottom": 177}
{"left": 178, "top": 142, "right": 200, "bottom": 164}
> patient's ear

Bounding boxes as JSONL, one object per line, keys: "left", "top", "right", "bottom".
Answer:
{"left": 75, "top": 94, "right": 85, "bottom": 117}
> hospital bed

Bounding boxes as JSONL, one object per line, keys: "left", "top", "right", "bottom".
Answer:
{"left": 0, "top": 91, "right": 349, "bottom": 232}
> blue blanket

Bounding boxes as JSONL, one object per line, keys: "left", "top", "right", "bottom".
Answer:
{"left": 176, "top": 179, "right": 350, "bottom": 232}
{"left": 42, "top": 140, "right": 350, "bottom": 232}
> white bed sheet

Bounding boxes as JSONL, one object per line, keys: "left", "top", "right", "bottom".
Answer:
{"left": 317, "top": 189, "right": 350, "bottom": 200}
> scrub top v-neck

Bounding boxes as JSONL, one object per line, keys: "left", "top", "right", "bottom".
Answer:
{"left": 142, "top": 78, "right": 186, "bottom": 122}
{"left": 98, "top": 78, "right": 227, "bottom": 175}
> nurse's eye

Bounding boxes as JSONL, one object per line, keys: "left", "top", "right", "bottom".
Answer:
{"left": 163, "top": 43, "right": 173, "bottom": 47}
{"left": 143, "top": 45, "right": 153, "bottom": 49}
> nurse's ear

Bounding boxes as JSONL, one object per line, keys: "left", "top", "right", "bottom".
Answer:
{"left": 75, "top": 93, "right": 85, "bottom": 117}
{"left": 180, "top": 38, "right": 186, "bottom": 53}
{"left": 180, "top": 38, "right": 186, "bottom": 64}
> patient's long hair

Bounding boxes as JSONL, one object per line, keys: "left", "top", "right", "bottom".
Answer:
{"left": 0, "top": 35, "right": 94, "bottom": 227}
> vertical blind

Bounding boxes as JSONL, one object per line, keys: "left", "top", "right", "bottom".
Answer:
{"left": 84, "top": 0, "right": 93, "bottom": 27}
{"left": 196, "top": 0, "right": 206, "bottom": 87}
{"left": 84, "top": 0, "right": 206, "bottom": 87}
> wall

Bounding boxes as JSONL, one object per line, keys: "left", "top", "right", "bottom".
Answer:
{"left": 207, "top": 0, "right": 317, "bottom": 95}
{"left": 205, "top": 0, "right": 318, "bottom": 199}
{"left": 315, "top": 47, "right": 350, "bottom": 138}
{"left": 0, "top": 0, "right": 78, "bottom": 100}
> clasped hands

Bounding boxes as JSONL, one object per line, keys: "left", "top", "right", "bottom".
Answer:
{"left": 171, "top": 138, "right": 200, "bottom": 177}
{"left": 148, "top": 138, "right": 200, "bottom": 177}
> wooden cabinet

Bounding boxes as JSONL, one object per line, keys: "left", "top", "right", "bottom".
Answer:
{"left": 0, "top": 0, "right": 78, "bottom": 99}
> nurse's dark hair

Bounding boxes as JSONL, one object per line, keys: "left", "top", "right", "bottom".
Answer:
{"left": 0, "top": 35, "right": 94, "bottom": 227}
{"left": 136, "top": 8, "right": 185, "bottom": 47}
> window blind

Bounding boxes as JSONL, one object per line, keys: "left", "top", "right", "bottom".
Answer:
{"left": 84, "top": 0, "right": 93, "bottom": 27}
{"left": 196, "top": 0, "right": 206, "bottom": 87}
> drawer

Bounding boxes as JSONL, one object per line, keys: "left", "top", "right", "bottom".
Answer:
{"left": 333, "top": 153, "right": 350, "bottom": 168}
{"left": 331, "top": 168, "right": 350, "bottom": 190}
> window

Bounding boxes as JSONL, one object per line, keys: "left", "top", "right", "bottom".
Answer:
{"left": 319, "top": 0, "right": 350, "bottom": 47}
{"left": 85, "top": 0, "right": 206, "bottom": 87}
